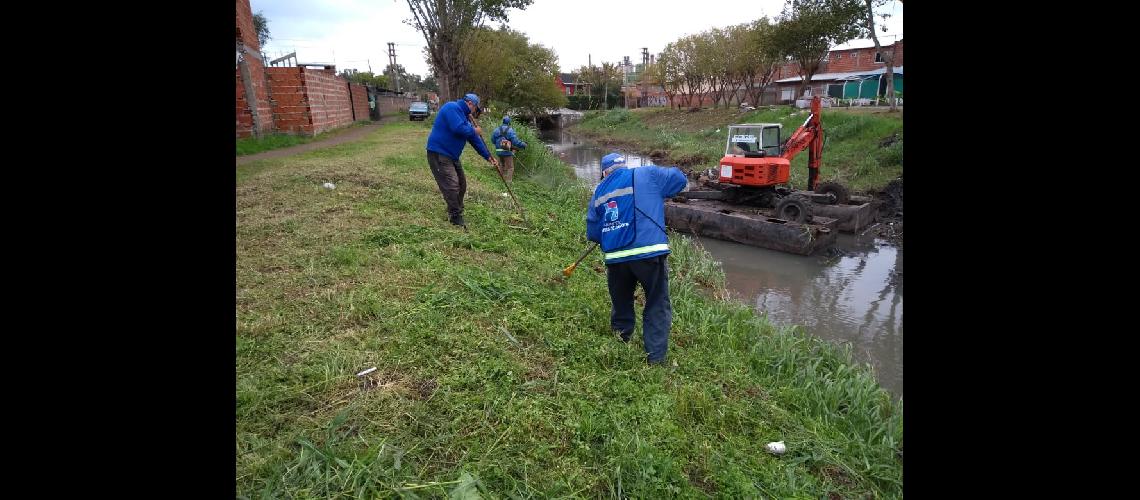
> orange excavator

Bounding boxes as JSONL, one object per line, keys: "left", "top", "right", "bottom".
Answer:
{"left": 685, "top": 95, "right": 848, "bottom": 223}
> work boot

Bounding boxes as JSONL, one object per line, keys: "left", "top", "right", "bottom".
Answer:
{"left": 614, "top": 329, "right": 632, "bottom": 343}
{"left": 449, "top": 214, "right": 466, "bottom": 228}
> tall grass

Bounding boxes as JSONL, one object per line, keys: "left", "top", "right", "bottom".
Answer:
{"left": 236, "top": 118, "right": 903, "bottom": 498}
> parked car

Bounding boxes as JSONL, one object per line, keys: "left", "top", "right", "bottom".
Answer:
{"left": 408, "top": 101, "right": 430, "bottom": 121}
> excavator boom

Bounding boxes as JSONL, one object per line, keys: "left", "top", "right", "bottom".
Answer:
{"left": 780, "top": 96, "right": 823, "bottom": 191}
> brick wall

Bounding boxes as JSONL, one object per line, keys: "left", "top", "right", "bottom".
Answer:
{"left": 776, "top": 40, "right": 903, "bottom": 80}
{"left": 302, "top": 68, "right": 354, "bottom": 135}
{"left": 236, "top": 0, "right": 271, "bottom": 138}
{"left": 266, "top": 67, "right": 312, "bottom": 134}
{"left": 374, "top": 95, "right": 416, "bottom": 116}
{"left": 263, "top": 67, "right": 372, "bottom": 136}
{"left": 237, "top": 0, "right": 375, "bottom": 138}
{"left": 349, "top": 83, "right": 368, "bottom": 121}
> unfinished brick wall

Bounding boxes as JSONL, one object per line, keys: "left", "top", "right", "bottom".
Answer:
{"left": 303, "top": 69, "right": 354, "bottom": 135}
{"left": 349, "top": 83, "right": 368, "bottom": 121}
{"left": 236, "top": 0, "right": 271, "bottom": 138}
{"left": 237, "top": 0, "right": 373, "bottom": 138}
{"left": 264, "top": 68, "right": 372, "bottom": 136}
{"left": 266, "top": 67, "right": 312, "bottom": 134}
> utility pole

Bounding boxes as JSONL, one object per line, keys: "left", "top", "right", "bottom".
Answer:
{"left": 641, "top": 47, "right": 649, "bottom": 108}
{"left": 388, "top": 42, "right": 401, "bottom": 93}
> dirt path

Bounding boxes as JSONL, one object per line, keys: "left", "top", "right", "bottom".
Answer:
{"left": 236, "top": 117, "right": 392, "bottom": 167}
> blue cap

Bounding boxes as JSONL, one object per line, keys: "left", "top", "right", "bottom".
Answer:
{"left": 502, "top": 116, "right": 511, "bottom": 125}
{"left": 600, "top": 152, "right": 627, "bottom": 176}
{"left": 464, "top": 93, "right": 480, "bottom": 106}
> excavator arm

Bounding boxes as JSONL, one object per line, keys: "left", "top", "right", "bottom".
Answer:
{"left": 779, "top": 95, "right": 823, "bottom": 191}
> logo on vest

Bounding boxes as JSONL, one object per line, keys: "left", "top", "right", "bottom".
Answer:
{"left": 604, "top": 200, "right": 619, "bottom": 221}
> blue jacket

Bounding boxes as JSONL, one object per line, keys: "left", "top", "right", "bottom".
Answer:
{"left": 426, "top": 99, "right": 492, "bottom": 161}
{"left": 587, "top": 165, "right": 688, "bottom": 264}
{"left": 490, "top": 125, "right": 527, "bottom": 157}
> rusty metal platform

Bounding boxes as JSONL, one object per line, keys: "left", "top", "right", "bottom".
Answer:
{"left": 811, "top": 197, "right": 880, "bottom": 233}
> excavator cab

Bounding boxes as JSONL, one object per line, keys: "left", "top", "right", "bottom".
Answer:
{"left": 719, "top": 123, "right": 790, "bottom": 187}
{"left": 724, "top": 124, "right": 782, "bottom": 159}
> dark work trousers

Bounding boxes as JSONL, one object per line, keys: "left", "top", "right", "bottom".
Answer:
{"left": 606, "top": 254, "right": 672, "bottom": 363}
{"left": 427, "top": 151, "right": 467, "bottom": 220}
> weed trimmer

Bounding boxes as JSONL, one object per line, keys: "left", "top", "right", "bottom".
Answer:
{"left": 562, "top": 242, "right": 599, "bottom": 278}
{"left": 469, "top": 114, "right": 526, "bottom": 223}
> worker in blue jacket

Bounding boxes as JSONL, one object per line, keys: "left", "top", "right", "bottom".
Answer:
{"left": 586, "top": 153, "right": 689, "bottom": 365}
{"left": 490, "top": 116, "right": 527, "bottom": 183}
{"left": 425, "top": 93, "right": 499, "bottom": 228}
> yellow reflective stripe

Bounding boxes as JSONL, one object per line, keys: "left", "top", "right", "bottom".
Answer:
{"left": 604, "top": 243, "right": 669, "bottom": 260}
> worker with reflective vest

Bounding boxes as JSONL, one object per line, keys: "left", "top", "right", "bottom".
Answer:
{"left": 586, "top": 152, "right": 688, "bottom": 365}
{"left": 490, "top": 116, "right": 527, "bottom": 183}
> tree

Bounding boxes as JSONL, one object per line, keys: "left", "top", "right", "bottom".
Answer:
{"left": 663, "top": 35, "right": 705, "bottom": 108}
{"left": 656, "top": 45, "right": 687, "bottom": 108}
{"left": 859, "top": 0, "right": 898, "bottom": 110}
{"left": 722, "top": 24, "right": 750, "bottom": 107}
{"left": 404, "top": 0, "right": 533, "bottom": 102}
{"left": 740, "top": 18, "right": 782, "bottom": 107}
{"left": 422, "top": 75, "right": 440, "bottom": 93}
{"left": 340, "top": 70, "right": 390, "bottom": 89}
{"left": 252, "top": 11, "right": 270, "bottom": 49}
{"left": 573, "top": 62, "right": 622, "bottom": 109}
{"left": 772, "top": 0, "right": 864, "bottom": 98}
{"left": 462, "top": 27, "right": 565, "bottom": 115}
{"left": 646, "top": 58, "right": 679, "bottom": 108}
{"left": 701, "top": 28, "right": 734, "bottom": 108}
{"left": 638, "top": 60, "right": 663, "bottom": 107}
{"left": 384, "top": 64, "right": 416, "bottom": 93}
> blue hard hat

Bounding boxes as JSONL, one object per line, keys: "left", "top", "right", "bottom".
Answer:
{"left": 464, "top": 93, "right": 480, "bottom": 106}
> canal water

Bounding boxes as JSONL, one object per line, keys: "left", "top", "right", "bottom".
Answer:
{"left": 542, "top": 127, "right": 903, "bottom": 397}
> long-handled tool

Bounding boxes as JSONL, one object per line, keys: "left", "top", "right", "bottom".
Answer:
{"left": 469, "top": 115, "right": 526, "bottom": 221}
{"left": 563, "top": 242, "right": 599, "bottom": 277}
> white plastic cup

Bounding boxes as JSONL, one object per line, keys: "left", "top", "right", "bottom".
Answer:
{"left": 765, "top": 441, "right": 786, "bottom": 455}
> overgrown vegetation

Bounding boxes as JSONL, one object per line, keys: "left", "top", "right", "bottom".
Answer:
{"left": 236, "top": 118, "right": 902, "bottom": 498}
{"left": 572, "top": 106, "right": 902, "bottom": 192}
{"left": 236, "top": 122, "right": 371, "bottom": 156}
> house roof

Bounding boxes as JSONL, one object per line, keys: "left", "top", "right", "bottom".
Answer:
{"left": 775, "top": 66, "right": 903, "bottom": 84}
{"left": 558, "top": 72, "right": 591, "bottom": 85}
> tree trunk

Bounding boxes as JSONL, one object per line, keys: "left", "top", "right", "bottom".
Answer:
{"left": 863, "top": 0, "right": 896, "bottom": 110}
{"left": 885, "top": 46, "right": 896, "bottom": 110}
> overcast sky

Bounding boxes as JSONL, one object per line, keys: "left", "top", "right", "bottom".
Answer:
{"left": 253, "top": 0, "right": 902, "bottom": 79}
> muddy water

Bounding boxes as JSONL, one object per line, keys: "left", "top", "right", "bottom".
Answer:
{"left": 541, "top": 128, "right": 904, "bottom": 397}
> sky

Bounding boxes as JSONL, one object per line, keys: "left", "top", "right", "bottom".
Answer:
{"left": 252, "top": 0, "right": 903, "bottom": 79}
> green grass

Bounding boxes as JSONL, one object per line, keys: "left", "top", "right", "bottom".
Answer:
{"left": 237, "top": 121, "right": 372, "bottom": 156}
{"left": 572, "top": 106, "right": 903, "bottom": 193}
{"left": 236, "top": 117, "right": 903, "bottom": 498}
